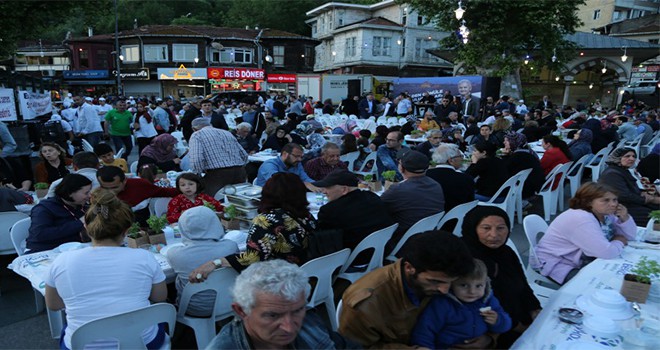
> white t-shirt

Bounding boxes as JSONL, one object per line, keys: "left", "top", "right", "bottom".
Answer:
{"left": 45, "top": 246, "right": 165, "bottom": 349}
{"left": 96, "top": 104, "right": 113, "bottom": 123}
{"left": 134, "top": 114, "right": 158, "bottom": 139}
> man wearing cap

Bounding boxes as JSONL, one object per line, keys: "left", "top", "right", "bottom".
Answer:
{"left": 381, "top": 150, "right": 444, "bottom": 255}
{"left": 376, "top": 131, "right": 409, "bottom": 182}
{"left": 313, "top": 169, "right": 394, "bottom": 257}
{"left": 96, "top": 97, "right": 112, "bottom": 127}
{"left": 104, "top": 99, "right": 133, "bottom": 160}
{"left": 74, "top": 94, "right": 103, "bottom": 147}
{"left": 303, "top": 143, "right": 347, "bottom": 181}
{"left": 189, "top": 118, "right": 248, "bottom": 197}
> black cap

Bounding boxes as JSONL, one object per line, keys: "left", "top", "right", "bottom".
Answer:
{"left": 398, "top": 150, "right": 429, "bottom": 173}
{"left": 312, "top": 170, "right": 359, "bottom": 187}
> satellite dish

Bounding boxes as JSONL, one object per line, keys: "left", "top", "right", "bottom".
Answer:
{"left": 211, "top": 42, "right": 224, "bottom": 50}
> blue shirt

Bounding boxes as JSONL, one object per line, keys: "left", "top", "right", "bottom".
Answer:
{"left": 255, "top": 157, "right": 313, "bottom": 186}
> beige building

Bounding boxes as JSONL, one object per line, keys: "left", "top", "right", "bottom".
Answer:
{"left": 577, "top": 0, "right": 659, "bottom": 32}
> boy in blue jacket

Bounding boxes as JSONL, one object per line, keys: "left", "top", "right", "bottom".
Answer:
{"left": 411, "top": 258, "right": 512, "bottom": 349}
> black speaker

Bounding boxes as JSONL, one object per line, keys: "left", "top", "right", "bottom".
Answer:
{"left": 348, "top": 79, "right": 361, "bottom": 98}
{"left": 481, "top": 77, "right": 501, "bottom": 101}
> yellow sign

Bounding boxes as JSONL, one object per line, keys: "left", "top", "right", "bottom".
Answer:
{"left": 157, "top": 65, "right": 207, "bottom": 80}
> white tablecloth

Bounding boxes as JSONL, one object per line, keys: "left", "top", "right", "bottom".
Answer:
{"left": 512, "top": 246, "right": 660, "bottom": 349}
{"left": 248, "top": 151, "right": 278, "bottom": 163}
{"left": 404, "top": 135, "right": 427, "bottom": 144}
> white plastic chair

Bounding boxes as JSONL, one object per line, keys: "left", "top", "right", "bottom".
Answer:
{"left": 258, "top": 132, "right": 268, "bottom": 148}
{"left": 171, "top": 131, "right": 184, "bottom": 143}
{"left": 437, "top": 200, "right": 479, "bottom": 237}
{"left": 348, "top": 114, "right": 358, "bottom": 120}
{"left": 177, "top": 268, "right": 239, "bottom": 349}
{"left": 618, "top": 133, "right": 644, "bottom": 156}
{"left": 130, "top": 161, "right": 139, "bottom": 174}
{"left": 340, "top": 151, "right": 360, "bottom": 171}
{"left": 386, "top": 117, "right": 399, "bottom": 127}
{"left": 538, "top": 162, "right": 573, "bottom": 221}
{"left": 353, "top": 151, "right": 378, "bottom": 177}
{"left": 9, "top": 217, "right": 30, "bottom": 256}
{"left": 640, "top": 131, "right": 659, "bottom": 157}
{"left": 70, "top": 303, "right": 176, "bottom": 350}
{"left": 148, "top": 197, "right": 171, "bottom": 217}
{"left": 522, "top": 215, "right": 560, "bottom": 289}
{"left": 301, "top": 248, "right": 351, "bottom": 331}
{"left": 505, "top": 239, "right": 557, "bottom": 308}
{"left": 81, "top": 139, "right": 94, "bottom": 152}
{"left": 0, "top": 212, "right": 29, "bottom": 255}
{"left": 376, "top": 116, "right": 387, "bottom": 125}
{"left": 478, "top": 172, "right": 521, "bottom": 226}
{"left": 566, "top": 154, "right": 591, "bottom": 197}
{"left": 335, "top": 299, "right": 343, "bottom": 329}
{"left": 585, "top": 145, "right": 612, "bottom": 182}
{"left": 336, "top": 223, "right": 398, "bottom": 284}
{"left": 385, "top": 212, "right": 444, "bottom": 263}
{"left": 512, "top": 168, "right": 533, "bottom": 224}
{"left": 398, "top": 117, "right": 408, "bottom": 126}
{"left": 115, "top": 147, "right": 125, "bottom": 159}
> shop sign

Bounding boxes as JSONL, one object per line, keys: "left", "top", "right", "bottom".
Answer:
{"left": 267, "top": 74, "right": 297, "bottom": 83}
{"left": 208, "top": 67, "right": 265, "bottom": 80}
{"left": 112, "top": 68, "right": 150, "bottom": 80}
{"left": 157, "top": 65, "right": 207, "bottom": 80}
{"left": 63, "top": 70, "right": 109, "bottom": 79}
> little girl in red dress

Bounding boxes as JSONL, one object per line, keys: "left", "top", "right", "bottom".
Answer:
{"left": 166, "top": 173, "right": 223, "bottom": 223}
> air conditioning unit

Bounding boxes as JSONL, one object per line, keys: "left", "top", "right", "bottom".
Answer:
{"left": 41, "top": 70, "right": 56, "bottom": 77}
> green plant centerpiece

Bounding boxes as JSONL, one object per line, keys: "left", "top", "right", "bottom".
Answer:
{"left": 381, "top": 170, "right": 398, "bottom": 191}
{"left": 648, "top": 210, "right": 660, "bottom": 235}
{"left": 126, "top": 222, "right": 149, "bottom": 248}
{"left": 620, "top": 256, "right": 660, "bottom": 303}
{"left": 410, "top": 130, "right": 423, "bottom": 139}
{"left": 221, "top": 204, "right": 240, "bottom": 230}
{"left": 34, "top": 182, "right": 49, "bottom": 199}
{"left": 362, "top": 174, "right": 381, "bottom": 192}
{"left": 146, "top": 215, "right": 168, "bottom": 245}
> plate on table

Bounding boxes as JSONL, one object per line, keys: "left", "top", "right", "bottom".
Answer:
{"left": 54, "top": 242, "right": 82, "bottom": 253}
{"left": 159, "top": 243, "right": 184, "bottom": 258}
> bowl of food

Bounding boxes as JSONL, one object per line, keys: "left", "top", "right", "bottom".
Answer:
{"left": 575, "top": 290, "right": 634, "bottom": 320}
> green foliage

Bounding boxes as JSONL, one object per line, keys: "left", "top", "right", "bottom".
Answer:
{"left": 401, "top": 0, "right": 585, "bottom": 76}
{"left": 630, "top": 256, "right": 660, "bottom": 284}
{"left": 649, "top": 210, "right": 660, "bottom": 222}
{"left": 127, "top": 222, "right": 143, "bottom": 238}
{"left": 34, "top": 182, "right": 49, "bottom": 190}
{"left": 202, "top": 200, "right": 218, "bottom": 211}
{"left": 223, "top": 204, "right": 238, "bottom": 220}
{"left": 381, "top": 170, "right": 397, "bottom": 182}
{"left": 146, "top": 215, "right": 168, "bottom": 234}
{"left": 364, "top": 174, "right": 374, "bottom": 182}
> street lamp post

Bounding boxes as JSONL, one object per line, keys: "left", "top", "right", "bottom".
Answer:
{"left": 114, "top": 0, "right": 123, "bottom": 96}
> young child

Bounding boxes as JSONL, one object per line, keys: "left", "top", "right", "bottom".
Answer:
{"left": 166, "top": 173, "right": 223, "bottom": 224}
{"left": 411, "top": 258, "right": 512, "bottom": 350}
{"left": 93, "top": 143, "right": 128, "bottom": 172}
{"left": 138, "top": 163, "right": 158, "bottom": 183}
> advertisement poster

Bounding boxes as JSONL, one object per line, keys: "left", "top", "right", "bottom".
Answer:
{"left": 392, "top": 75, "right": 483, "bottom": 102}
{"left": 18, "top": 90, "right": 52, "bottom": 120}
{"left": 0, "top": 88, "right": 18, "bottom": 121}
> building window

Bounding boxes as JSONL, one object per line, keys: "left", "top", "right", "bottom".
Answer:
{"left": 593, "top": 9, "right": 600, "bottom": 20}
{"left": 172, "top": 44, "right": 198, "bottom": 62}
{"left": 120, "top": 45, "right": 139, "bottom": 63}
{"left": 53, "top": 57, "right": 69, "bottom": 65}
{"left": 414, "top": 38, "right": 430, "bottom": 60}
{"left": 211, "top": 48, "right": 233, "bottom": 63}
{"left": 345, "top": 37, "right": 356, "bottom": 58}
{"left": 417, "top": 16, "right": 425, "bottom": 25}
{"left": 372, "top": 36, "right": 392, "bottom": 57}
{"left": 79, "top": 49, "right": 89, "bottom": 68}
{"left": 96, "top": 49, "right": 108, "bottom": 69}
{"left": 312, "top": 23, "right": 317, "bottom": 35}
{"left": 234, "top": 48, "right": 253, "bottom": 64}
{"left": 273, "top": 46, "right": 285, "bottom": 66}
{"left": 144, "top": 44, "right": 168, "bottom": 62}
{"left": 649, "top": 39, "right": 659, "bottom": 44}
{"left": 402, "top": 9, "right": 407, "bottom": 25}
{"left": 304, "top": 46, "right": 313, "bottom": 66}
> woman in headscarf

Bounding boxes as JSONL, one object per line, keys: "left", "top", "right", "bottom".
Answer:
{"left": 332, "top": 119, "right": 357, "bottom": 135}
{"left": 568, "top": 128, "right": 593, "bottom": 162}
{"left": 465, "top": 142, "right": 509, "bottom": 202}
{"left": 500, "top": 132, "right": 545, "bottom": 199}
{"left": 261, "top": 126, "right": 291, "bottom": 152}
{"left": 637, "top": 143, "right": 659, "bottom": 182}
{"left": 137, "top": 133, "right": 181, "bottom": 172}
{"left": 461, "top": 206, "right": 542, "bottom": 348}
{"left": 599, "top": 147, "right": 660, "bottom": 225}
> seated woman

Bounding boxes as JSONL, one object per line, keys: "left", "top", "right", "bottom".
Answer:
{"left": 568, "top": 128, "right": 593, "bottom": 162}
{"left": 539, "top": 135, "right": 572, "bottom": 176}
{"left": 261, "top": 126, "right": 291, "bottom": 152}
{"left": 637, "top": 143, "right": 659, "bottom": 183}
{"left": 535, "top": 182, "right": 636, "bottom": 285}
{"left": 34, "top": 142, "right": 72, "bottom": 185}
{"left": 166, "top": 206, "right": 238, "bottom": 316}
{"left": 191, "top": 173, "right": 317, "bottom": 277}
{"left": 166, "top": 173, "right": 223, "bottom": 224}
{"left": 500, "top": 132, "right": 544, "bottom": 199}
{"left": 465, "top": 142, "right": 509, "bottom": 202}
{"left": 44, "top": 188, "right": 167, "bottom": 350}
{"left": 461, "top": 206, "right": 542, "bottom": 348}
{"left": 26, "top": 174, "right": 92, "bottom": 253}
{"left": 599, "top": 148, "right": 660, "bottom": 225}
{"left": 340, "top": 133, "right": 358, "bottom": 155}
{"left": 137, "top": 133, "right": 181, "bottom": 172}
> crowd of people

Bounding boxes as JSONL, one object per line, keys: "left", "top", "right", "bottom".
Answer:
{"left": 1, "top": 87, "right": 659, "bottom": 349}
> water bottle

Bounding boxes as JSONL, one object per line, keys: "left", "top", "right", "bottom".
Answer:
{"left": 316, "top": 193, "right": 324, "bottom": 206}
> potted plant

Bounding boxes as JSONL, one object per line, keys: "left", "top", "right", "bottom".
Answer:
{"left": 203, "top": 200, "right": 224, "bottom": 220}
{"left": 381, "top": 170, "right": 398, "bottom": 191}
{"left": 126, "top": 222, "right": 149, "bottom": 248}
{"left": 146, "top": 215, "right": 168, "bottom": 245}
{"left": 221, "top": 204, "right": 241, "bottom": 230}
{"left": 648, "top": 210, "right": 660, "bottom": 232}
{"left": 363, "top": 174, "right": 382, "bottom": 192}
{"left": 620, "top": 256, "right": 660, "bottom": 303}
{"left": 34, "top": 182, "right": 49, "bottom": 199}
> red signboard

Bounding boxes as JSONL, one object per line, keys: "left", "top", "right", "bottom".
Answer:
{"left": 267, "top": 74, "right": 297, "bottom": 83}
{"left": 207, "top": 67, "right": 265, "bottom": 80}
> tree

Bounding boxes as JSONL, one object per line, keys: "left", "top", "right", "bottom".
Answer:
{"left": 402, "top": 0, "right": 585, "bottom": 98}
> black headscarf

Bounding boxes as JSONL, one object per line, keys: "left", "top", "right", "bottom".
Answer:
{"left": 461, "top": 205, "right": 512, "bottom": 272}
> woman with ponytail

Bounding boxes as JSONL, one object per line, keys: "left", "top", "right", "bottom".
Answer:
{"left": 44, "top": 188, "right": 167, "bottom": 350}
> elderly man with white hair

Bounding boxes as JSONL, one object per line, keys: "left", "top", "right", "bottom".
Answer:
{"left": 426, "top": 143, "right": 475, "bottom": 212}
{"left": 206, "top": 260, "right": 354, "bottom": 349}
{"left": 233, "top": 122, "right": 259, "bottom": 154}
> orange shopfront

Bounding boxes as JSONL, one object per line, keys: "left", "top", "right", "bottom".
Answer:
{"left": 207, "top": 67, "right": 265, "bottom": 93}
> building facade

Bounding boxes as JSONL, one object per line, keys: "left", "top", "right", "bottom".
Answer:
{"left": 576, "top": 0, "right": 659, "bottom": 32}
